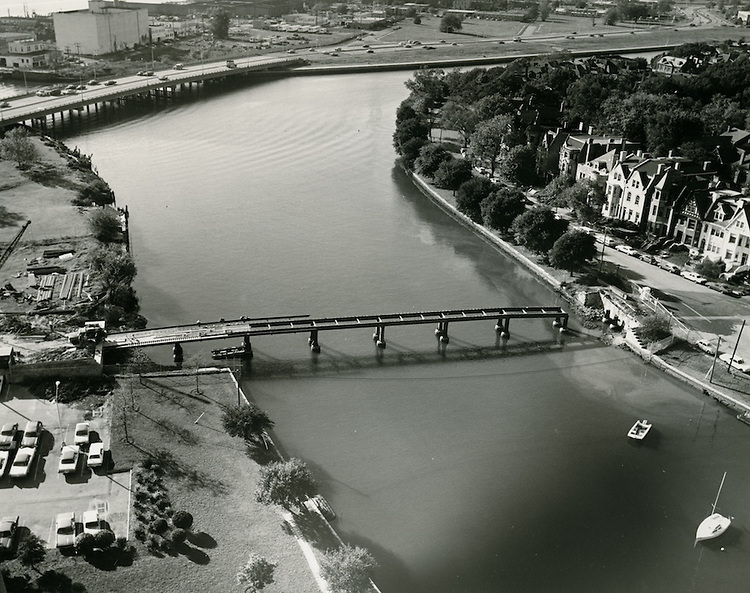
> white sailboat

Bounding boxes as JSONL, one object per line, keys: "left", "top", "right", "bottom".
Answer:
{"left": 695, "top": 471, "right": 731, "bottom": 544}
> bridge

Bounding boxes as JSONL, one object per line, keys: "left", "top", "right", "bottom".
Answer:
{"left": 0, "top": 56, "right": 305, "bottom": 129}
{"left": 102, "top": 306, "right": 569, "bottom": 355}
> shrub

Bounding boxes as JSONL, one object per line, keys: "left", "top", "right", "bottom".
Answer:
{"left": 134, "top": 527, "right": 146, "bottom": 542}
{"left": 75, "top": 178, "right": 114, "bottom": 206}
{"left": 93, "top": 530, "right": 115, "bottom": 550}
{"left": 75, "top": 533, "right": 95, "bottom": 556}
{"left": 638, "top": 314, "right": 671, "bottom": 342}
{"left": 149, "top": 518, "right": 169, "bottom": 535}
{"left": 88, "top": 208, "right": 122, "bottom": 243}
{"left": 172, "top": 511, "right": 194, "bottom": 530}
{"left": 171, "top": 528, "right": 189, "bottom": 546}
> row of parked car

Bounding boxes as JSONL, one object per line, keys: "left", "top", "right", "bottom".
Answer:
{"left": 695, "top": 339, "right": 750, "bottom": 373}
{"left": 0, "top": 420, "right": 105, "bottom": 481}
{"left": 0, "top": 507, "right": 108, "bottom": 554}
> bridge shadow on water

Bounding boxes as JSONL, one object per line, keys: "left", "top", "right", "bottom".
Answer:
{"left": 245, "top": 333, "right": 603, "bottom": 379}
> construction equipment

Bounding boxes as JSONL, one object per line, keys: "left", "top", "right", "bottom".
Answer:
{"left": 0, "top": 220, "right": 31, "bottom": 272}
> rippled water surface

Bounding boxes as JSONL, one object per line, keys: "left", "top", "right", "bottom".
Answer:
{"left": 63, "top": 71, "right": 750, "bottom": 593}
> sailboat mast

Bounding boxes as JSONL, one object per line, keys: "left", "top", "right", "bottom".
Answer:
{"left": 711, "top": 471, "right": 727, "bottom": 514}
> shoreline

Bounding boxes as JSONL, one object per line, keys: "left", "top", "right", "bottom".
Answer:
{"left": 407, "top": 169, "right": 750, "bottom": 417}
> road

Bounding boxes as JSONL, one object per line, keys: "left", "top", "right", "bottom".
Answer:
{"left": 601, "top": 245, "right": 750, "bottom": 356}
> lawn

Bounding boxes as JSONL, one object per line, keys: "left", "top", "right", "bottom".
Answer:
{"left": 2, "top": 371, "right": 327, "bottom": 593}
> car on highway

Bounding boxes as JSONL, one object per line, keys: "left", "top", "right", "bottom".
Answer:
{"left": 719, "top": 352, "right": 750, "bottom": 373}
{"left": 696, "top": 339, "right": 718, "bottom": 355}
{"left": 82, "top": 509, "right": 104, "bottom": 536}
{"left": 104, "top": 80, "right": 117, "bottom": 85}
{"left": 87, "top": 79, "right": 99, "bottom": 85}
{"left": 58, "top": 444, "right": 80, "bottom": 474}
{"left": 87, "top": 442, "right": 105, "bottom": 468}
{"left": 0, "top": 101, "right": 10, "bottom": 108}
{"left": 0, "top": 450, "right": 10, "bottom": 476}
{"left": 20, "top": 420, "right": 43, "bottom": 449}
{"left": 615, "top": 244, "right": 637, "bottom": 255}
{"left": 0, "top": 516, "right": 18, "bottom": 553}
{"left": 9, "top": 447, "right": 35, "bottom": 479}
{"left": 73, "top": 422, "right": 90, "bottom": 447}
{"left": 680, "top": 270, "right": 708, "bottom": 284}
{"left": 55, "top": 512, "right": 77, "bottom": 549}
{"left": 158, "top": 75, "right": 169, "bottom": 81}
{"left": 0, "top": 423, "right": 18, "bottom": 450}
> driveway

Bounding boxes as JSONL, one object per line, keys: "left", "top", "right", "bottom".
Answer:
{"left": 0, "top": 385, "right": 130, "bottom": 548}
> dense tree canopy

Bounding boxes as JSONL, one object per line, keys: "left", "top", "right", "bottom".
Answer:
{"left": 440, "top": 13, "right": 462, "bottom": 33}
{"left": 480, "top": 187, "right": 527, "bottom": 232}
{"left": 415, "top": 143, "right": 452, "bottom": 178}
{"left": 320, "top": 545, "right": 378, "bottom": 593}
{"left": 511, "top": 207, "right": 569, "bottom": 254}
{"left": 469, "top": 115, "right": 512, "bottom": 177}
{"left": 433, "top": 158, "right": 472, "bottom": 190}
{"left": 0, "top": 127, "right": 39, "bottom": 168}
{"left": 222, "top": 403, "right": 274, "bottom": 443}
{"left": 255, "top": 458, "right": 317, "bottom": 511}
{"left": 455, "top": 176, "right": 495, "bottom": 222}
{"left": 549, "top": 230, "right": 598, "bottom": 273}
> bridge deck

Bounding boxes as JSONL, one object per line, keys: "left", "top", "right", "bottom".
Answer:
{"left": 104, "top": 306, "right": 568, "bottom": 350}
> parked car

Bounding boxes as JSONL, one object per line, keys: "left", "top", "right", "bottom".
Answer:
{"left": 659, "top": 261, "right": 681, "bottom": 274}
{"left": 82, "top": 509, "right": 104, "bottom": 536}
{"left": 158, "top": 75, "right": 169, "bottom": 81}
{"left": 9, "top": 447, "right": 35, "bottom": 479}
{"left": 58, "top": 445, "right": 80, "bottom": 474}
{"left": 637, "top": 253, "right": 656, "bottom": 264}
{"left": 696, "top": 339, "right": 718, "bottom": 356}
{"left": 73, "top": 422, "right": 90, "bottom": 447}
{"left": 595, "top": 234, "right": 615, "bottom": 246}
{"left": 55, "top": 512, "right": 77, "bottom": 549}
{"left": 104, "top": 80, "right": 117, "bottom": 86}
{"left": 20, "top": 420, "right": 43, "bottom": 449}
{"left": 680, "top": 270, "right": 708, "bottom": 284}
{"left": 719, "top": 352, "right": 750, "bottom": 373}
{"left": 615, "top": 244, "right": 637, "bottom": 255}
{"left": 0, "top": 423, "right": 18, "bottom": 450}
{"left": 87, "top": 79, "right": 99, "bottom": 85}
{"left": 0, "top": 516, "right": 18, "bottom": 552}
{"left": 87, "top": 442, "right": 105, "bottom": 468}
{"left": 0, "top": 450, "right": 9, "bottom": 476}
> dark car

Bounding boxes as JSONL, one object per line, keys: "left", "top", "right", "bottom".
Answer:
{"left": 0, "top": 516, "right": 18, "bottom": 553}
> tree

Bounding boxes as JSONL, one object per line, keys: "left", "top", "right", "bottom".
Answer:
{"left": 212, "top": 9, "right": 230, "bottom": 39}
{"left": 88, "top": 208, "right": 122, "bottom": 243}
{"left": 89, "top": 245, "right": 137, "bottom": 287}
{"left": 540, "top": 0, "right": 551, "bottom": 20}
{"left": 415, "top": 143, "right": 451, "bottom": 178}
{"left": 511, "top": 207, "right": 569, "bottom": 254}
{"left": 171, "top": 528, "right": 189, "bottom": 546}
{"left": 469, "top": 115, "right": 512, "bottom": 177}
{"left": 439, "top": 101, "right": 479, "bottom": 147}
{"left": 695, "top": 257, "right": 725, "bottom": 279}
{"left": 455, "top": 176, "right": 495, "bottom": 223}
{"left": 439, "top": 13, "right": 462, "bottom": 33}
{"left": 236, "top": 553, "right": 277, "bottom": 593}
{"left": 413, "top": 15, "right": 421, "bottom": 24}
{"left": 0, "top": 126, "right": 39, "bottom": 169}
{"left": 405, "top": 69, "right": 447, "bottom": 113}
{"left": 549, "top": 230, "right": 598, "bottom": 273}
{"left": 393, "top": 110, "right": 429, "bottom": 155}
{"left": 432, "top": 158, "right": 472, "bottom": 191}
{"left": 399, "top": 137, "right": 428, "bottom": 170}
{"left": 320, "top": 544, "right": 378, "bottom": 593}
{"left": 496, "top": 144, "right": 538, "bottom": 186}
{"left": 93, "top": 529, "right": 115, "bottom": 550}
{"left": 480, "top": 187, "right": 527, "bottom": 232}
{"left": 255, "top": 458, "right": 317, "bottom": 512}
{"left": 17, "top": 533, "right": 46, "bottom": 573}
{"left": 222, "top": 403, "right": 274, "bottom": 443}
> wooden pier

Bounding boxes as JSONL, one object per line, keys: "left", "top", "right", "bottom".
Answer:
{"left": 103, "top": 306, "right": 569, "bottom": 355}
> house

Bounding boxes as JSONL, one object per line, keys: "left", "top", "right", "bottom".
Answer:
{"left": 0, "top": 38, "right": 54, "bottom": 70}
{"left": 698, "top": 191, "right": 750, "bottom": 266}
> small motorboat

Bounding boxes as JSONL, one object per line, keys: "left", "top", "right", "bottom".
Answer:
{"left": 737, "top": 411, "right": 750, "bottom": 426}
{"left": 627, "top": 419, "right": 652, "bottom": 440}
{"left": 695, "top": 472, "right": 731, "bottom": 544}
{"left": 211, "top": 345, "right": 250, "bottom": 360}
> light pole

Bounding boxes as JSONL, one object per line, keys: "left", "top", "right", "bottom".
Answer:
{"left": 54, "top": 380, "right": 62, "bottom": 435}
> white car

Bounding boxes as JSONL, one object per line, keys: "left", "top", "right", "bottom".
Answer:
{"left": 82, "top": 509, "right": 104, "bottom": 536}
{"left": 615, "top": 244, "right": 637, "bottom": 255}
{"left": 73, "top": 422, "right": 90, "bottom": 447}
{"left": 55, "top": 512, "right": 77, "bottom": 549}
{"left": 21, "top": 420, "right": 43, "bottom": 449}
{"left": 9, "top": 447, "right": 35, "bottom": 479}
{"left": 87, "top": 442, "right": 105, "bottom": 468}
{"left": 696, "top": 339, "right": 718, "bottom": 356}
{"left": 719, "top": 352, "right": 750, "bottom": 373}
{"left": 58, "top": 445, "right": 80, "bottom": 474}
{"left": 680, "top": 270, "right": 707, "bottom": 284}
{"left": 0, "top": 423, "right": 18, "bottom": 450}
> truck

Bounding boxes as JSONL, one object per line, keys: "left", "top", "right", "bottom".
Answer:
{"left": 226, "top": 59, "right": 237, "bottom": 68}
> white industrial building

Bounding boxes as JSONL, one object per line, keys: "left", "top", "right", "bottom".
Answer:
{"left": 53, "top": 0, "right": 149, "bottom": 56}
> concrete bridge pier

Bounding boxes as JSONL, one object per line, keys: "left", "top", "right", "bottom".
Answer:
{"left": 243, "top": 335, "right": 253, "bottom": 358}
{"left": 495, "top": 317, "right": 510, "bottom": 339}
{"left": 372, "top": 325, "right": 386, "bottom": 349}
{"left": 434, "top": 321, "right": 449, "bottom": 344}
{"left": 308, "top": 330, "right": 320, "bottom": 353}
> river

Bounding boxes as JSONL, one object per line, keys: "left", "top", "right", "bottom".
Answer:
{"left": 53, "top": 70, "right": 750, "bottom": 592}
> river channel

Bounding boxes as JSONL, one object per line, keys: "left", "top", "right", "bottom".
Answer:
{"left": 56, "top": 70, "right": 750, "bottom": 592}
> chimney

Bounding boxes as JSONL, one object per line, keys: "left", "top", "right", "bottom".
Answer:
{"left": 636, "top": 150, "right": 643, "bottom": 158}
{"left": 667, "top": 149, "right": 674, "bottom": 158}
{"left": 588, "top": 125, "right": 594, "bottom": 135}
{"left": 703, "top": 161, "right": 712, "bottom": 171}
{"left": 619, "top": 150, "right": 627, "bottom": 161}
{"left": 657, "top": 163, "right": 665, "bottom": 175}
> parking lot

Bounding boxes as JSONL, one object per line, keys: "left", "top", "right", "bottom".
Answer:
{"left": 0, "top": 384, "right": 130, "bottom": 549}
